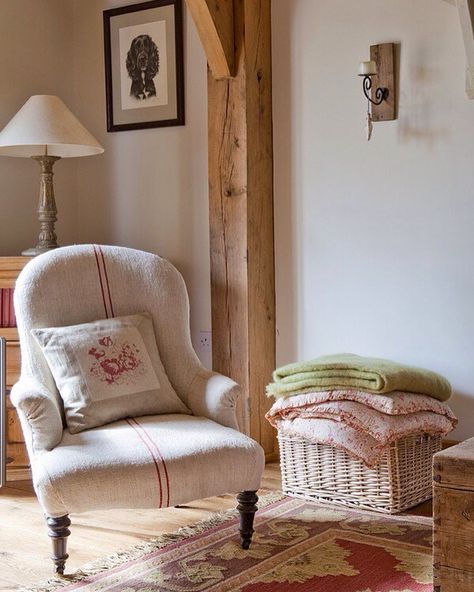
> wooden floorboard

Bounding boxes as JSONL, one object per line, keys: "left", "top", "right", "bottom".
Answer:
{"left": 0, "top": 462, "right": 431, "bottom": 591}
{"left": 0, "top": 464, "right": 281, "bottom": 591}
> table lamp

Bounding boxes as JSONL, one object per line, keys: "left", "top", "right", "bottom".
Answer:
{"left": 0, "top": 95, "right": 104, "bottom": 256}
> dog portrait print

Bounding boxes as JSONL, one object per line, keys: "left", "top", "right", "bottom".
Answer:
{"left": 119, "top": 20, "right": 169, "bottom": 110}
{"left": 126, "top": 34, "right": 159, "bottom": 100}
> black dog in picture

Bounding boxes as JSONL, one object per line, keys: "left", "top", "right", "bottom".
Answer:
{"left": 126, "top": 34, "right": 159, "bottom": 100}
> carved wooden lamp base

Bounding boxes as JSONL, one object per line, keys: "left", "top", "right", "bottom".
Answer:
{"left": 22, "top": 155, "right": 61, "bottom": 257}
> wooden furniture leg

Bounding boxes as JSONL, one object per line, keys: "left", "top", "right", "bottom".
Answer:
{"left": 237, "top": 491, "right": 258, "bottom": 549}
{"left": 46, "top": 514, "right": 71, "bottom": 575}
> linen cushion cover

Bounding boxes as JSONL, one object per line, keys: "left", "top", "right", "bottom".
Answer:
{"left": 32, "top": 312, "right": 190, "bottom": 433}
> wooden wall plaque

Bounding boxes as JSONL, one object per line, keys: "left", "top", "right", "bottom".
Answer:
{"left": 370, "top": 43, "right": 396, "bottom": 122}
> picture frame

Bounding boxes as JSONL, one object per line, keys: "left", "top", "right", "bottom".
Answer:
{"left": 103, "top": 0, "right": 184, "bottom": 132}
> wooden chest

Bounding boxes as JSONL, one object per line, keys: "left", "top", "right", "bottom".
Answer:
{"left": 0, "top": 257, "right": 32, "bottom": 480}
{"left": 433, "top": 437, "right": 474, "bottom": 592}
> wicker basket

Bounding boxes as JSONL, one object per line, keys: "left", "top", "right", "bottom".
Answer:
{"left": 278, "top": 431, "right": 441, "bottom": 514}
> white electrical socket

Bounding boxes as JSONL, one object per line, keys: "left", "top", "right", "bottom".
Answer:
{"left": 198, "top": 331, "right": 212, "bottom": 352}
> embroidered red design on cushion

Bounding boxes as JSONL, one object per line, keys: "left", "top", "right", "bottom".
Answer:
{"left": 88, "top": 336, "right": 145, "bottom": 385}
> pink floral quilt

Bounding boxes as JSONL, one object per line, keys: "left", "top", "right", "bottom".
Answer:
{"left": 267, "top": 390, "right": 457, "bottom": 466}
{"left": 267, "top": 390, "right": 457, "bottom": 419}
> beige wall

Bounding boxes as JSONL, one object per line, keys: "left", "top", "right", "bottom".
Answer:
{"left": 73, "top": 0, "right": 211, "bottom": 363}
{"left": 0, "top": 0, "right": 78, "bottom": 254}
{"left": 273, "top": 0, "right": 474, "bottom": 439}
{"left": 0, "top": 1, "right": 211, "bottom": 364}
{"left": 71, "top": 0, "right": 211, "bottom": 364}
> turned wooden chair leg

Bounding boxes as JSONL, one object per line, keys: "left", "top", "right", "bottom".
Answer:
{"left": 46, "top": 515, "right": 71, "bottom": 575}
{"left": 237, "top": 491, "right": 258, "bottom": 549}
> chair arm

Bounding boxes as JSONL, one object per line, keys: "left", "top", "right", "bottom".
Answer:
{"left": 184, "top": 369, "right": 241, "bottom": 430}
{"left": 10, "top": 380, "right": 63, "bottom": 454}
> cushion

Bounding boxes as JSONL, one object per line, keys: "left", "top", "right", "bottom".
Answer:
{"left": 32, "top": 312, "right": 190, "bottom": 433}
{"left": 31, "top": 415, "right": 265, "bottom": 517}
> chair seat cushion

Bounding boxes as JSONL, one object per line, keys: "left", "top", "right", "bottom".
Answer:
{"left": 32, "top": 415, "right": 265, "bottom": 517}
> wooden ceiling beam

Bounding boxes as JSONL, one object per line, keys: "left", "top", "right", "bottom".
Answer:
{"left": 185, "top": 0, "right": 235, "bottom": 79}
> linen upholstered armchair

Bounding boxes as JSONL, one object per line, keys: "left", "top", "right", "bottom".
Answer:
{"left": 11, "top": 245, "right": 265, "bottom": 574}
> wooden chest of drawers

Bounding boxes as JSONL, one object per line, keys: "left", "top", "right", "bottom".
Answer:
{"left": 0, "top": 257, "right": 31, "bottom": 480}
{"left": 433, "top": 437, "right": 474, "bottom": 592}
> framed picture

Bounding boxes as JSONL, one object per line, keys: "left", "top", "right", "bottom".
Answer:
{"left": 103, "top": 0, "right": 184, "bottom": 132}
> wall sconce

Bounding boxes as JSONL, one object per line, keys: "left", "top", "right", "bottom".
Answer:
{"left": 359, "top": 61, "right": 388, "bottom": 105}
{"left": 358, "top": 43, "right": 396, "bottom": 141}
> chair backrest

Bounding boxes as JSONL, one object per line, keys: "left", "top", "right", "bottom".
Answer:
{"left": 14, "top": 245, "right": 202, "bottom": 411}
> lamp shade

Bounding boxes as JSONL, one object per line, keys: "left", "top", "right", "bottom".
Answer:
{"left": 0, "top": 95, "right": 104, "bottom": 158}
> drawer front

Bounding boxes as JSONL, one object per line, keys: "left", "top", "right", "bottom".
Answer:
{"left": 0, "top": 256, "right": 32, "bottom": 478}
{"left": 433, "top": 485, "right": 474, "bottom": 573}
{"left": 434, "top": 565, "right": 474, "bottom": 592}
{"left": 3, "top": 338, "right": 30, "bottom": 475}
{"left": 6, "top": 441, "right": 29, "bottom": 469}
{"left": 6, "top": 341, "right": 20, "bottom": 387}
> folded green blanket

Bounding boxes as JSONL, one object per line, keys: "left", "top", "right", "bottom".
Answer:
{"left": 266, "top": 353, "right": 451, "bottom": 402}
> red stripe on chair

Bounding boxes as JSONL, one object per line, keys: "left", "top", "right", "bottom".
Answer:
{"left": 92, "top": 245, "right": 110, "bottom": 318}
{"left": 125, "top": 418, "right": 163, "bottom": 508}
{"left": 98, "top": 246, "right": 115, "bottom": 317}
{"left": 129, "top": 417, "right": 170, "bottom": 507}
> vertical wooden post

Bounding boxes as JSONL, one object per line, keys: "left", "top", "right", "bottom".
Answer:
{"left": 208, "top": 0, "right": 275, "bottom": 454}
{"left": 187, "top": 0, "right": 276, "bottom": 456}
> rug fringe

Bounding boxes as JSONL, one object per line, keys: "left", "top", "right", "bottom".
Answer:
{"left": 19, "top": 490, "right": 285, "bottom": 592}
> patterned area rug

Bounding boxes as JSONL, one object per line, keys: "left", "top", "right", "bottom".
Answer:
{"left": 24, "top": 493, "right": 433, "bottom": 592}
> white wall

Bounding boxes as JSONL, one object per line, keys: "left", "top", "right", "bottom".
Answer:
{"left": 273, "top": 0, "right": 474, "bottom": 439}
{"left": 0, "top": 0, "right": 78, "bottom": 255}
{"left": 72, "top": 0, "right": 211, "bottom": 365}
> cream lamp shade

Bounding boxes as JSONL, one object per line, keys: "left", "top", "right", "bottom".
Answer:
{"left": 0, "top": 95, "right": 104, "bottom": 256}
{"left": 0, "top": 95, "right": 104, "bottom": 158}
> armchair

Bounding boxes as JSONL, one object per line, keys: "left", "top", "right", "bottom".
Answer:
{"left": 11, "top": 245, "right": 265, "bottom": 574}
